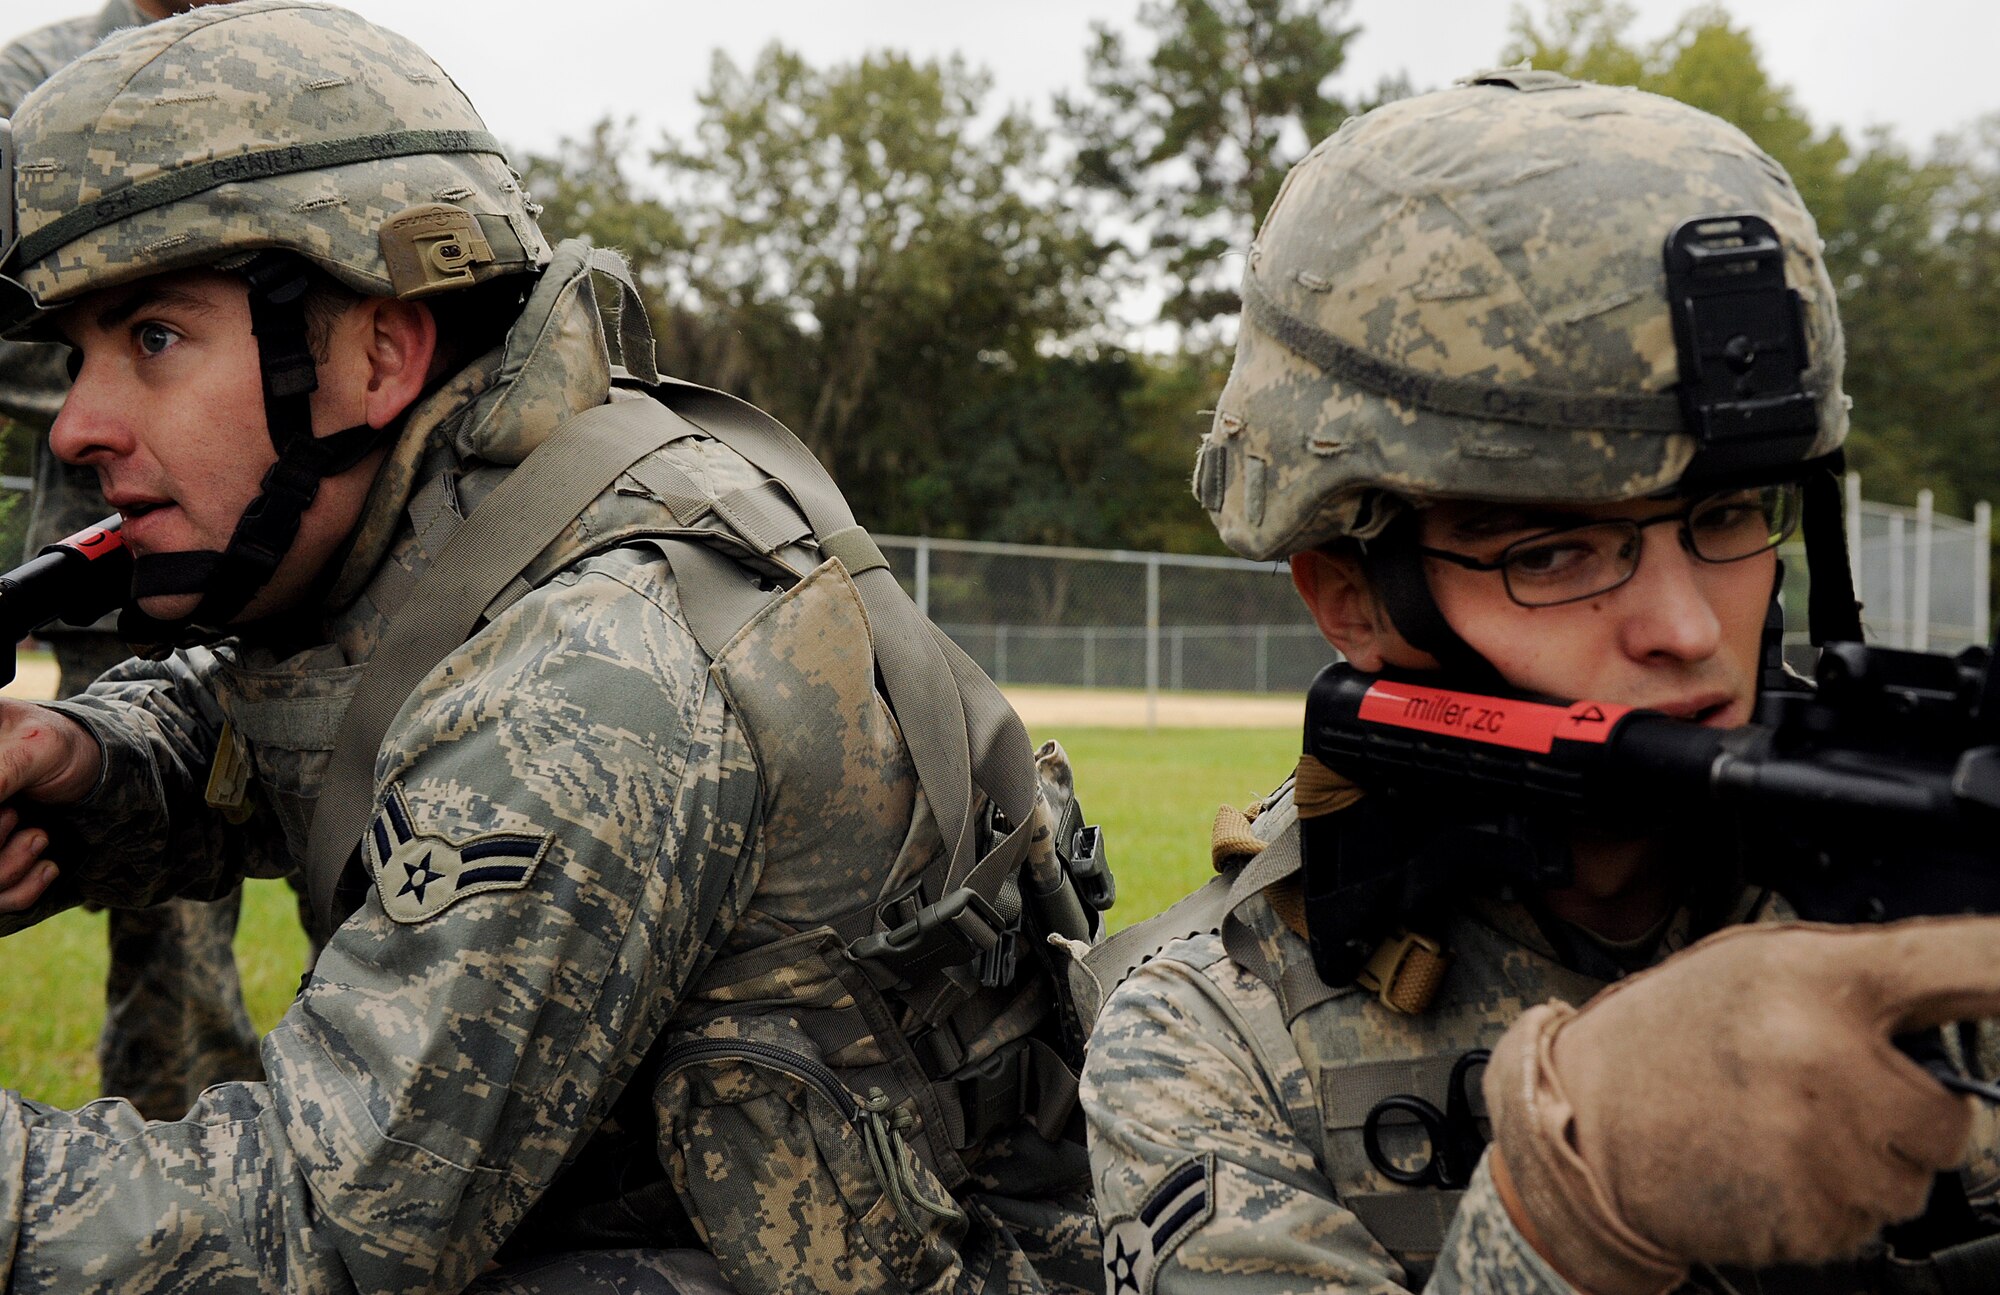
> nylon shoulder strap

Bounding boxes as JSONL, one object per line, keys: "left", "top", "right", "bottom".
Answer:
{"left": 303, "top": 397, "right": 683, "bottom": 933}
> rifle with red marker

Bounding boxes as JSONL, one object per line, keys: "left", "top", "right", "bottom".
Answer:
{"left": 1298, "top": 641, "right": 2000, "bottom": 992}
{"left": 0, "top": 515, "right": 130, "bottom": 686}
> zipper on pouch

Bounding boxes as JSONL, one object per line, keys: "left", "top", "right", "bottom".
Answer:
{"left": 658, "top": 1036, "right": 964, "bottom": 1230}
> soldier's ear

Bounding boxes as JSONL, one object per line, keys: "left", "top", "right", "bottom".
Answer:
{"left": 356, "top": 297, "right": 438, "bottom": 430}
{"left": 1291, "top": 549, "right": 1400, "bottom": 671}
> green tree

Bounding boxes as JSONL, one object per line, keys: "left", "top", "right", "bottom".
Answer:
{"left": 1504, "top": 1, "right": 1848, "bottom": 217}
{"left": 524, "top": 48, "right": 1123, "bottom": 543}
{"left": 1060, "top": 0, "right": 1363, "bottom": 333}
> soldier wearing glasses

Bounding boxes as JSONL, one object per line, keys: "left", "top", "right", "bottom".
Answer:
{"left": 1076, "top": 72, "right": 2000, "bottom": 1295}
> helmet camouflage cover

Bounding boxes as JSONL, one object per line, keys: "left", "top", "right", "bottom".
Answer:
{"left": 0, "top": 0, "right": 550, "bottom": 335}
{"left": 1196, "top": 68, "right": 1847, "bottom": 561}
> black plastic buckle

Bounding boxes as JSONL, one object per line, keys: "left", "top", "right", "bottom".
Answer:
{"left": 952, "top": 1042, "right": 1030, "bottom": 1147}
{"left": 1066, "top": 824, "right": 1115, "bottom": 912}
{"left": 850, "top": 887, "right": 1005, "bottom": 991}
{"left": 1663, "top": 214, "right": 1819, "bottom": 473}
{"left": 977, "top": 924, "right": 1018, "bottom": 989}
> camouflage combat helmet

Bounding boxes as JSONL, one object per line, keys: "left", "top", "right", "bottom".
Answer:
{"left": 0, "top": 0, "right": 552, "bottom": 634}
{"left": 1196, "top": 68, "right": 1848, "bottom": 564}
{"left": 0, "top": 0, "right": 549, "bottom": 330}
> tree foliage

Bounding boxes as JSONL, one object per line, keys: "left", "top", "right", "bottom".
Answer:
{"left": 529, "top": 46, "right": 1145, "bottom": 542}
{"left": 1059, "top": 0, "right": 1362, "bottom": 333}
{"left": 513, "top": 3, "right": 2000, "bottom": 585}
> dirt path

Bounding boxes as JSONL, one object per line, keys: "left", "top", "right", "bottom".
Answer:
{"left": 4, "top": 654, "right": 1299, "bottom": 730}
{"left": 1003, "top": 686, "right": 1301, "bottom": 730}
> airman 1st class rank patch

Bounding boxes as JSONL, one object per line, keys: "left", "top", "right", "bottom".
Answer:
{"left": 1101, "top": 1153, "right": 1212, "bottom": 1295}
{"left": 363, "top": 782, "right": 553, "bottom": 923}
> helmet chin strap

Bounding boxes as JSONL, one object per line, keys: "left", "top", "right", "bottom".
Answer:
{"left": 119, "top": 252, "right": 393, "bottom": 643}
{"left": 1357, "top": 510, "right": 1511, "bottom": 693}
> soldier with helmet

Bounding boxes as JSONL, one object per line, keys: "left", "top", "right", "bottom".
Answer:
{"left": 1078, "top": 71, "right": 2000, "bottom": 1293}
{"left": 0, "top": 0, "right": 305, "bottom": 1129}
{"left": 0, "top": 3, "right": 1103, "bottom": 1291}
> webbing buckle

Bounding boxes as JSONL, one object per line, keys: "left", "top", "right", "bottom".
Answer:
{"left": 850, "top": 887, "right": 1005, "bottom": 991}
{"left": 1067, "top": 824, "right": 1114, "bottom": 912}
{"left": 1356, "top": 929, "right": 1450, "bottom": 1016}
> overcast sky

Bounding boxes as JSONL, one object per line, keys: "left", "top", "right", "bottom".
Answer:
{"left": 6, "top": 0, "right": 1997, "bottom": 161}
{"left": 13, "top": 0, "right": 1970, "bottom": 347}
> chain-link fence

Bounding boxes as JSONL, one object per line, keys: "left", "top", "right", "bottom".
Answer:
{"left": 882, "top": 474, "right": 1993, "bottom": 703}
{"left": 877, "top": 536, "right": 1320, "bottom": 695}
{"left": 0, "top": 470, "right": 1983, "bottom": 690}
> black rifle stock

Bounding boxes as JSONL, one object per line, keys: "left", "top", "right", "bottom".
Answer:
{"left": 0, "top": 515, "right": 130, "bottom": 686}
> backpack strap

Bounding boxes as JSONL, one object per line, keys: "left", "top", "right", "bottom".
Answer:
{"left": 302, "top": 396, "right": 684, "bottom": 934}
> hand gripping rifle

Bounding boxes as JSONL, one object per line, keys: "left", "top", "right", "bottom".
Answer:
{"left": 0, "top": 515, "right": 130, "bottom": 686}
{"left": 1299, "top": 636, "right": 2000, "bottom": 1109}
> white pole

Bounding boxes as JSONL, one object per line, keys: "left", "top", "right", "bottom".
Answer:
{"left": 1913, "top": 490, "right": 1934, "bottom": 651}
{"left": 1978, "top": 501, "right": 1993, "bottom": 641}
{"left": 915, "top": 539, "right": 931, "bottom": 620}
{"left": 1888, "top": 513, "right": 1908, "bottom": 648}
{"left": 1845, "top": 471, "right": 1863, "bottom": 593}
{"left": 1145, "top": 556, "right": 1160, "bottom": 733}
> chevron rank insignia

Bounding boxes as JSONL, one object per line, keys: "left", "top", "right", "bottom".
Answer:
{"left": 363, "top": 783, "right": 553, "bottom": 923}
{"left": 1101, "top": 1153, "right": 1212, "bottom": 1294}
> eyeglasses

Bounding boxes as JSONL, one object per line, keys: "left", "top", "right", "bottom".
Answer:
{"left": 1413, "top": 481, "right": 1803, "bottom": 609}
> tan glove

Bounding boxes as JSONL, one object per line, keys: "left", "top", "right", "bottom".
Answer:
{"left": 1485, "top": 917, "right": 2000, "bottom": 1295}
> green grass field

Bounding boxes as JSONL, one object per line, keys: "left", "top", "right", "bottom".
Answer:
{"left": 0, "top": 725, "right": 1296, "bottom": 1110}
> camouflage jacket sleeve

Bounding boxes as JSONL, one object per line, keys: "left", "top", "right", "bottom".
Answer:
{"left": 0, "top": 645, "right": 279, "bottom": 935}
{"left": 1083, "top": 938, "right": 1577, "bottom": 1295}
{"left": 0, "top": 545, "right": 764, "bottom": 1293}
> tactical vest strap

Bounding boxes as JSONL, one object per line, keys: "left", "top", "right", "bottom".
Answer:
{"left": 819, "top": 525, "right": 890, "bottom": 577}
{"left": 302, "top": 396, "right": 681, "bottom": 933}
{"left": 641, "top": 538, "right": 778, "bottom": 662}
{"left": 623, "top": 456, "right": 717, "bottom": 526}
{"left": 1317, "top": 1054, "right": 1481, "bottom": 1130}
{"left": 587, "top": 246, "right": 661, "bottom": 387}
{"left": 1076, "top": 873, "right": 1234, "bottom": 1020}
{"left": 1342, "top": 1190, "right": 1463, "bottom": 1256}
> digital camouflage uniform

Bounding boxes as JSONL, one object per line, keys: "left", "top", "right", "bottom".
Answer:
{"left": 1081, "top": 73, "right": 1999, "bottom": 1295}
{"left": 0, "top": 0, "right": 274, "bottom": 1122}
{"left": 0, "top": 5, "right": 1098, "bottom": 1291}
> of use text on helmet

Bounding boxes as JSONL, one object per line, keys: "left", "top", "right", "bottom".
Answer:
{"left": 1196, "top": 67, "right": 1862, "bottom": 673}
{"left": 0, "top": 0, "right": 552, "bottom": 633}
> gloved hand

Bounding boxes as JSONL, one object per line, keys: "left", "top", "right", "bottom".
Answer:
{"left": 1484, "top": 918, "right": 2000, "bottom": 1295}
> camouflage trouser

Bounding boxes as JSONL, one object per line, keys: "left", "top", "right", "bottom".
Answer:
{"left": 54, "top": 637, "right": 271, "bottom": 1120}
{"left": 466, "top": 1249, "right": 735, "bottom": 1294}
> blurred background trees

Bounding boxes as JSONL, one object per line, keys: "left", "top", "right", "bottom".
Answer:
{"left": 10, "top": 0, "right": 1988, "bottom": 559}
{"left": 505, "top": 0, "right": 2000, "bottom": 553}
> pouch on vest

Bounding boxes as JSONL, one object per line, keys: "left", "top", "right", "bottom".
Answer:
{"left": 651, "top": 929, "right": 970, "bottom": 1295}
